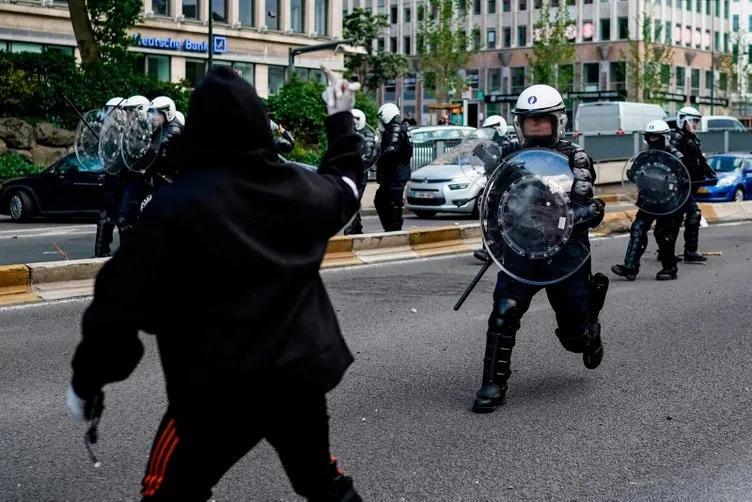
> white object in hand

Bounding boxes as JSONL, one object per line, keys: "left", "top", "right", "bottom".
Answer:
{"left": 66, "top": 385, "right": 86, "bottom": 421}
{"left": 320, "top": 65, "right": 360, "bottom": 116}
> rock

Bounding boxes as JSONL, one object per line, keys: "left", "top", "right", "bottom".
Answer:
{"left": 8, "top": 148, "right": 33, "bottom": 163}
{"left": 30, "top": 145, "right": 67, "bottom": 166}
{"left": 34, "top": 122, "right": 76, "bottom": 147}
{"left": 0, "top": 118, "right": 36, "bottom": 149}
{"left": 0, "top": 138, "right": 7, "bottom": 156}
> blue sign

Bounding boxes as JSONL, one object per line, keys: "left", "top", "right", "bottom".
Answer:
{"left": 132, "top": 33, "right": 227, "bottom": 54}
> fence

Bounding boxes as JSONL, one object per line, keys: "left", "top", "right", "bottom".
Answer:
{"left": 407, "top": 131, "right": 752, "bottom": 172}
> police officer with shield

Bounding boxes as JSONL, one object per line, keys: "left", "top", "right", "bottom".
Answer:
{"left": 669, "top": 106, "right": 718, "bottom": 262}
{"left": 344, "top": 108, "right": 379, "bottom": 235}
{"left": 374, "top": 103, "right": 413, "bottom": 232}
{"left": 612, "top": 120, "right": 690, "bottom": 281}
{"left": 472, "top": 84, "right": 608, "bottom": 414}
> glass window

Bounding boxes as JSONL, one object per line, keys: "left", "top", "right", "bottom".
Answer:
{"left": 390, "top": 36, "right": 397, "bottom": 52}
{"left": 519, "top": 0, "right": 526, "bottom": 8}
{"left": 503, "top": 27, "right": 511, "bottom": 47}
{"left": 183, "top": 0, "right": 199, "bottom": 19}
{"left": 487, "top": 29, "right": 496, "bottom": 48}
{"left": 473, "top": 0, "right": 481, "bottom": 14}
{"left": 315, "top": 0, "right": 328, "bottom": 35}
{"left": 291, "top": 0, "right": 304, "bottom": 32}
{"left": 511, "top": 67, "right": 525, "bottom": 93}
{"left": 239, "top": 0, "right": 254, "bottom": 26}
{"left": 473, "top": 30, "right": 481, "bottom": 50}
{"left": 404, "top": 36, "right": 411, "bottom": 54}
{"left": 719, "top": 72, "right": 727, "bottom": 91}
{"left": 600, "top": 18, "right": 610, "bottom": 41}
{"left": 404, "top": 7, "right": 411, "bottom": 22}
{"left": 690, "top": 68, "right": 700, "bottom": 94}
{"left": 10, "top": 42, "right": 43, "bottom": 53}
{"left": 266, "top": 0, "right": 279, "bottom": 29}
{"left": 147, "top": 55, "right": 171, "bottom": 82}
{"left": 749, "top": 15, "right": 752, "bottom": 32}
{"left": 233, "top": 62, "right": 254, "bottom": 84}
{"left": 503, "top": 0, "right": 510, "bottom": 11}
{"left": 390, "top": 6, "right": 398, "bottom": 23}
{"left": 268, "top": 65, "right": 286, "bottom": 94}
{"left": 583, "top": 62, "right": 599, "bottom": 89}
{"left": 212, "top": 0, "right": 227, "bottom": 21}
{"left": 487, "top": 67, "right": 501, "bottom": 93}
{"left": 676, "top": 66, "right": 685, "bottom": 91}
{"left": 46, "top": 45, "right": 75, "bottom": 57}
{"left": 733, "top": 15, "right": 740, "bottom": 31}
{"left": 488, "top": 0, "right": 496, "bottom": 14}
{"left": 517, "top": 26, "right": 527, "bottom": 46}
{"left": 153, "top": 0, "right": 170, "bottom": 16}
{"left": 705, "top": 70, "right": 712, "bottom": 90}
{"left": 185, "top": 59, "right": 207, "bottom": 87}
{"left": 617, "top": 17, "right": 629, "bottom": 39}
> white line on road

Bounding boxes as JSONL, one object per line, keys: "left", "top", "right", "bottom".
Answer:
{"left": 0, "top": 225, "right": 95, "bottom": 240}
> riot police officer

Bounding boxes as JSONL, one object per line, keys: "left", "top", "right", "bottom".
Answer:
{"left": 669, "top": 106, "right": 718, "bottom": 262}
{"left": 374, "top": 103, "right": 413, "bottom": 232}
{"left": 94, "top": 97, "right": 125, "bottom": 257}
{"left": 472, "top": 84, "right": 608, "bottom": 414}
{"left": 344, "top": 108, "right": 378, "bottom": 235}
{"left": 145, "top": 96, "right": 184, "bottom": 193}
{"left": 270, "top": 118, "right": 296, "bottom": 154}
{"left": 612, "top": 120, "right": 687, "bottom": 281}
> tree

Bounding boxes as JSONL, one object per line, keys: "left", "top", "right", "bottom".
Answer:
{"left": 67, "top": 0, "right": 142, "bottom": 64}
{"left": 343, "top": 8, "right": 410, "bottom": 92}
{"left": 416, "top": 0, "right": 480, "bottom": 105}
{"left": 626, "top": 7, "right": 674, "bottom": 104}
{"left": 727, "top": 30, "right": 752, "bottom": 115}
{"left": 526, "top": 0, "right": 576, "bottom": 92}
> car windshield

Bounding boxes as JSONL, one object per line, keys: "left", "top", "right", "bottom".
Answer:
{"left": 708, "top": 156, "right": 744, "bottom": 173}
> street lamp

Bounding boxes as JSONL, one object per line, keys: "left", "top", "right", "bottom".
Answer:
{"left": 287, "top": 40, "right": 367, "bottom": 81}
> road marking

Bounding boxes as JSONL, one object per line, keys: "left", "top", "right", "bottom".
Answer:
{"left": 0, "top": 296, "right": 91, "bottom": 312}
{"left": 0, "top": 225, "right": 95, "bottom": 240}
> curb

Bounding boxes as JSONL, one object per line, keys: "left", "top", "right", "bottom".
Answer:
{"left": 2, "top": 201, "right": 751, "bottom": 307}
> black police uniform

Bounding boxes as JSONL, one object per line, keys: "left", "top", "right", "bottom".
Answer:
{"left": 669, "top": 128, "right": 718, "bottom": 261}
{"left": 344, "top": 126, "right": 378, "bottom": 235}
{"left": 473, "top": 139, "right": 609, "bottom": 413}
{"left": 374, "top": 119, "right": 412, "bottom": 231}
{"left": 612, "top": 142, "right": 686, "bottom": 280}
{"left": 94, "top": 171, "right": 122, "bottom": 257}
{"left": 274, "top": 128, "right": 295, "bottom": 155}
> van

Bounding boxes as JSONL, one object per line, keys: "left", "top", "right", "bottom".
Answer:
{"left": 665, "top": 115, "right": 747, "bottom": 132}
{"left": 574, "top": 101, "right": 666, "bottom": 136}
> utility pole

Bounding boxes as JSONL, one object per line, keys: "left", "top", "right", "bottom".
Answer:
{"left": 208, "top": 6, "right": 214, "bottom": 68}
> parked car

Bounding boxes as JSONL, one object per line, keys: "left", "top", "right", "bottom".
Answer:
{"left": 0, "top": 153, "right": 105, "bottom": 222}
{"left": 407, "top": 125, "right": 476, "bottom": 144}
{"left": 665, "top": 115, "right": 746, "bottom": 132}
{"left": 574, "top": 101, "right": 666, "bottom": 136}
{"left": 695, "top": 153, "right": 752, "bottom": 202}
{"left": 404, "top": 142, "right": 486, "bottom": 218}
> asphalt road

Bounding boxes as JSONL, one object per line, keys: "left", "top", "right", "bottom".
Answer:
{"left": 1, "top": 223, "right": 751, "bottom": 500}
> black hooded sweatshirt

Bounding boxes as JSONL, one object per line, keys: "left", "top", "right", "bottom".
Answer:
{"left": 71, "top": 66, "right": 363, "bottom": 413}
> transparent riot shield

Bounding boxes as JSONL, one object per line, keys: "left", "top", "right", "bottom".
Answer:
{"left": 480, "top": 148, "right": 590, "bottom": 286}
{"left": 98, "top": 108, "right": 129, "bottom": 175}
{"left": 74, "top": 110, "right": 104, "bottom": 170}
{"left": 359, "top": 123, "right": 380, "bottom": 171}
{"left": 622, "top": 149, "right": 691, "bottom": 216}
{"left": 122, "top": 109, "right": 164, "bottom": 173}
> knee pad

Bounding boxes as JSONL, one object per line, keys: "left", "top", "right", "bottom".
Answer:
{"left": 488, "top": 297, "right": 527, "bottom": 333}
{"left": 687, "top": 208, "right": 702, "bottom": 226}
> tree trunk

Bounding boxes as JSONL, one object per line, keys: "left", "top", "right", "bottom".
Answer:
{"left": 68, "top": 0, "right": 100, "bottom": 63}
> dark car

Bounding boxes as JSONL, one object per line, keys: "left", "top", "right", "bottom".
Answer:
{"left": 0, "top": 153, "right": 105, "bottom": 222}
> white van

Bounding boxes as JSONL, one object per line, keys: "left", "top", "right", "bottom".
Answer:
{"left": 574, "top": 101, "right": 666, "bottom": 136}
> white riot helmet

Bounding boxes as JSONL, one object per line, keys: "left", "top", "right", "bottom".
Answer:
{"left": 175, "top": 111, "right": 185, "bottom": 126}
{"left": 377, "top": 103, "right": 400, "bottom": 132}
{"left": 151, "top": 96, "right": 177, "bottom": 122}
{"left": 351, "top": 109, "right": 366, "bottom": 131}
{"left": 511, "top": 84, "right": 568, "bottom": 147}
{"left": 105, "top": 97, "right": 124, "bottom": 111}
{"left": 123, "top": 95, "right": 150, "bottom": 109}
{"left": 643, "top": 119, "right": 671, "bottom": 149}
{"left": 676, "top": 106, "right": 702, "bottom": 133}
{"left": 482, "top": 115, "right": 508, "bottom": 137}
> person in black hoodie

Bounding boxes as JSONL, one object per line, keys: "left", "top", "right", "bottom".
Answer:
{"left": 66, "top": 65, "right": 364, "bottom": 501}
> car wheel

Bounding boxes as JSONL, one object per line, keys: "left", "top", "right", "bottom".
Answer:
{"left": 413, "top": 210, "right": 437, "bottom": 219}
{"left": 734, "top": 187, "right": 744, "bottom": 202}
{"left": 8, "top": 191, "right": 34, "bottom": 222}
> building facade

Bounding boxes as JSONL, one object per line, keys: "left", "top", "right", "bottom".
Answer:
{"left": 0, "top": 0, "right": 344, "bottom": 98}
{"left": 730, "top": 0, "right": 752, "bottom": 115}
{"left": 345, "top": 0, "right": 733, "bottom": 126}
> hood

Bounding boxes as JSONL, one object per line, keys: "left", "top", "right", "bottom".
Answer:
{"left": 174, "top": 65, "right": 278, "bottom": 171}
{"left": 411, "top": 163, "right": 481, "bottom": 181}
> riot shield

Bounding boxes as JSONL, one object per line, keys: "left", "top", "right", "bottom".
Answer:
{"left": 74, "top": 110, "right": 104, "bottom": 169}
{"left": 480, "top": 148, "right": 590, "bottom": 286}
{"left": 359, "top": 123, "right": 380, "bottom": 171}
{"left": 122, "top": 109, "right": 164, "bottom": 173}
{"left": 98, "top": 108, "right": 129, "bottom": 175}
{"left": 622, "top": 149, "right": 691, "bottom": 216}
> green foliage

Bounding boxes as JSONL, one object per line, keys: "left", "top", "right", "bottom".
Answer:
{"left": 354, "top": 92, "right": 379, "bottom": 128}
{"left": 264, "top": 75, "right": 327, "bottom": 147}
{"left": 87, "top": 0, "right": 142, "bottom": 64}
{"left": 286, "top": 144, "right": 325, "bottom": 166}
{"left": 627, "top": 7, "right": 674, "bottom": 103}
{"left": 417, "top": 0, "right": 480, "bottom": 104}
{"left": 0, "top": 50, "right": 190, "bottom": 129}
{"left": 527, "top": 0, "right": 576, "bottom": 91}
{"left": 0, "top": 153, "right": 45, "bottom": 181}
{"left": 343, "top": 8, "right": 410, "bottom": 91}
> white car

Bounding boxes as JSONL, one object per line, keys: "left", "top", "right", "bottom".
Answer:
{"left": 404, "top": 140, "right": 490, "bottom": 218}
{"left": 407, "top": 125, "right": 476, "bottom": 144}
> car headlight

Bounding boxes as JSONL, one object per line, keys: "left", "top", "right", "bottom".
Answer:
{"left": 448, "top": 183, "right": 470, "bottom": 190}
{"left": 717, "top": 176, "right": 735, "bottom": 187}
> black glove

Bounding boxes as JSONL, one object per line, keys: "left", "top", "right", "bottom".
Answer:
{"left": 67, "top": 386, "right": 105, "bottom": 422}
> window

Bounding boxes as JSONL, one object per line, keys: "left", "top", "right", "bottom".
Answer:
{"left": 390, "top": 36, "right": 397, "bottom": 52}
{"left": 291, "top": 0, "right": 304, "bottom": 32}
{"left": 665, "top": 21, "right": 671, "bottom": 44}
{"left": 503, "top": 0, "right": 511, "bottom": 11}
{"left": 147, "top": 55, "right": 171, "bottom": 81}
{"left": 600, "top": 18, "right": 610, "bottom": 40}
{"left": 519, "top": 0, "right": 526, "bottom": 9}
{"left": 377, "top": 38, "right": 385, "bottom": 51}
{"left": 185, "top": 59, "right": 207, "bottom": 87}
{"left": 488, "top": 0, "right": 496, "bottom": 14}
{"left": 691, "top": 68, "right": 700, "bottom": 95}
{"left": 266, "top": 0, "right": 279, "bottom": 29}
{"left": 239, "top": 0, "right": 254, "bottom": 26}
{"left": 404, "top": 7, "right": 411, "bottom": 22}
{"left": 46, "top": 45, "right": 75, "bottom": 57}
{"left": 183, "top": 0, "right": 199, "bottom": 19}
{"left": 583, "top": 62, "right": 599, "bottom": 90}
{"left": 676, "top": 66, "right": 685, "bottom": 91}
{"left": 617, "top": 17, "right": 628, "bottom": 39}
{"left": 466, "top": 69, "right": 480, "bottom": 90}
{"left": 212, "top": 0, "right": 227, "bottom": 22}
{"left": 268, "top": 65, "right": 286, "bottom": 94}
{"left": 487, "top": 67, "right": 501, "bottom": 93}
{"left": 153, "top": 0, "right": 170, "bottom": 16}
{"left": 511, "top": 66, "right": 526, "bottom": 92}
{"left": 404, "top": 74, "right": 416, "bottom": 100}
{"left": 474, "top": 0, "right": 481, "bottom": 14}
{"left": 714, "top": 32, "right": 719, "bottom": 51}
{"left": 10, "top": 42, "right": 43, "bottom": 53}
{"left": 487, "top": 28, "right": 496, "bottom": 48}
{"left": 733, "top": 15, "right": 740, "bottom": 31}
{"left": 404, "top": 36, "right": 411, "bottom": 54}
{"left": 749, "top": 15, "right": 752, "bottom": 32}
{"left": 610, "top": 61, "right": 626, "bottom": 91}
{"left": 234, "top": 62, "right": 254, "bottom": 84}
{"left": 390, "top": 6, "right": 398, "bottom": 23}
{"left": 662, "top": 64, "right": 671, "bottom": 86}
{"left": 503, "top": 27, "right": 511, "bottom": 47}
{"left": 315, "top": 0, "right": 328, "bottom": 35}
{"left": 705, "top": 70, "right": 712, "bottom": 90}
{"left": 517, "top": 26, "right": 527, "bottom": 46}
{"left": 720, "top": 72, "right": 728, "bottom": 91}
{"left": 473, "top": 30, "right": 481, "bottom": 49}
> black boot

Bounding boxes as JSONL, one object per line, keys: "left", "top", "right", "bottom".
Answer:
{"left": 94, "top": 212, "right": 114, "bottom": 258}
{"left": 611, "top": 264, "right": 637, "bottom": 280}
{"left": 473, "top": 331, "right": 515, "bottom": 413}
{"left": 683, "top": 205, "right": 705, "bottom": 262}
{"left": 583, "top": 322, "right": 603, "bottom": 369}
{"left": 613, "top": 218, "right": 649, "bottom": 280}
{"left": 656, "top": 266, "right": 678, "bottom": 280}
{"left": 683, "top": 251, "right": 707, "bottom": 262}
{"left": 474, "top": 249, "right": 490, "bottom": 262}
{"left": 583, "top": 272, "right": 608, "bottom": 370}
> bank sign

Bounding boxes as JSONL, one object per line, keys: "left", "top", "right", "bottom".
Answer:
{"left": 132, "top": 33, "right": 227, "bottom": 54}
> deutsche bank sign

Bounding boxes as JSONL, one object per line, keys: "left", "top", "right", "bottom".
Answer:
{"left": 132, "top": 33, "right": 227, "bottom": 54}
